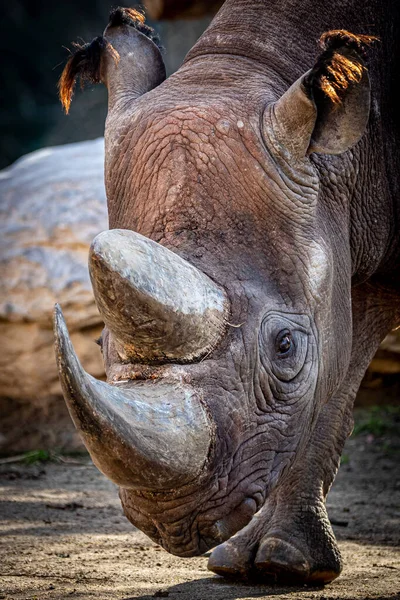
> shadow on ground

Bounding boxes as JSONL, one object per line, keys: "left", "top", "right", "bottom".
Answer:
{"left": 0, "top": 407, "right": 399, "bottom": 600}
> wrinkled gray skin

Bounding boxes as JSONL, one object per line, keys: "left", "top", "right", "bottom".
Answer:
{"left": 55, "top": 0, "right": 400, "bottom": 584}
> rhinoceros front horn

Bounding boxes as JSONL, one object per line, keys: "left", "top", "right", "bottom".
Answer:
{"left": 54, "top": 305, "right": 214, "bottom": 490}
{"left": 89, "top": 229, "right": 229, "bottom": 362}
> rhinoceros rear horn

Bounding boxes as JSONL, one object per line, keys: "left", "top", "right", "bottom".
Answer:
{"left": 265, "top": 30, "right": 376, "bottom": 158}
{"left": 89, "top": 230, "right": 229, "bottom": 363}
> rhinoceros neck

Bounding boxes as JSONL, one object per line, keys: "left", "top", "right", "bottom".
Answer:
{"left": 185, "top": 0, "right": 379, "bottom": 81}
{"left": 184, "top": 0, "right": 399, "bottom": 282}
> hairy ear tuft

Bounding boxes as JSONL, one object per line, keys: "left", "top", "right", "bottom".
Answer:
{"left": 266, "top": 29, "right": 377, "bottom": 158}
{"left": 318, "top": 30, "right": 377, "bottom": 57}
{"left": 108, "top": 6, "right": 162, "bottom": 49}
{"left": 304, "top": 30, "right": 378, "bottom": 105}
{"left": 58, "top": 37, "right": 118, "bottom": 114}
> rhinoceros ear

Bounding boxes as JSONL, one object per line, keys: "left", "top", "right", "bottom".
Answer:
{"left": 268, "top": 30, "right": 376, "bottom": 159}
{"left": 59, "top": 7, "right": 165, "bottom": 114}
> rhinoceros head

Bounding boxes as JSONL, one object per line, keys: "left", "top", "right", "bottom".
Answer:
{"left": 55, "top": 6, "right": 374, "bottom": 558}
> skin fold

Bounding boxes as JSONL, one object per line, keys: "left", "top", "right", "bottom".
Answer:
{"left": 55, "top": 0, "right": 400, "bottom": 583}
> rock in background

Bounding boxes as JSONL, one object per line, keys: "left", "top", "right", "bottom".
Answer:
{"left": 0, "top": 139, "right": 107, "bottom": 452}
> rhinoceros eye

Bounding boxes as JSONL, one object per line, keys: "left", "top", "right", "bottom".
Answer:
{"left": 272, "top": 328, "right": 308, "bottom": 381}
{"left": 259, "top": 314, "right": 310, "bottom": 383}
{"left": 275, "top": 330, "right": 292, "bottom": 355}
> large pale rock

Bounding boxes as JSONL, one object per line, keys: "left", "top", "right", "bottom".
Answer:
{"left": 0, "top": 139, "right": 107, "bottom": 451}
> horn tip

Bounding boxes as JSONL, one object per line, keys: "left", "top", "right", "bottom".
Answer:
{"left": 54, "top": 301, "right": 63, "bottom": 320}
{"left": 53, "top": 303, "right": 68, "bottom": 349}
{"left": 53, "top": 303, "right": 83, "bottom": 379}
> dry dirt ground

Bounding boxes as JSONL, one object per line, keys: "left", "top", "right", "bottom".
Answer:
{"left": 0, "top": 409, "right": 399, "bottom": 600}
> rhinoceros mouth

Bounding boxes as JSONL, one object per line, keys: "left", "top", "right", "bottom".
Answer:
{"left": 118, "top": 475, "right": 261, "bottom": 557}
{"left": 103, "top": 351, "right": 191, "bottom": 385}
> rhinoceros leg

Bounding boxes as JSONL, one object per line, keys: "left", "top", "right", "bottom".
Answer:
{"left": 208, "top": 404, "right": 344, "bottom": 583}
{"left": 208, "top": 282, "right": 399, "bottom": 582}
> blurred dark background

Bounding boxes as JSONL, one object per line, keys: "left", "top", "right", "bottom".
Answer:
{"left": 0, "top": 0, "right": 220, "bottom": 169}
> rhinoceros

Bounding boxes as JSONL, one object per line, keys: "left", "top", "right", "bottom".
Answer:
{"left": 54, "top": 1, "right": 400, "bottom": 584}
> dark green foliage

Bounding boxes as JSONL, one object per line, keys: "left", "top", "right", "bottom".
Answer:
{"left": 352, "top": 405, "right": 400, "bottom": 437}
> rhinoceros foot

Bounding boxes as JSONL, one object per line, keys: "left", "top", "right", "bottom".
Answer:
{"left": 208, "top": 498, "right": 342, "bottom": 584}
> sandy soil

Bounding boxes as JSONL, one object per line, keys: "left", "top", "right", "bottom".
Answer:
{"left": 0, "top": 419, "right": 399, "bottom": 600}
